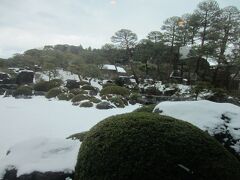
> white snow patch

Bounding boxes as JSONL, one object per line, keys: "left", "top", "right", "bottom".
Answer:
{"left": 102, "top": 64, "right": 126, "bottom": 73}
{"left": 154, "top": 100, "right": 240, "bottom": 152}
{"left": 0, "top": 138, "right": 80, "bottom": 178}
{"left": 0, "top": 96, "right": 140, "bottom": 159}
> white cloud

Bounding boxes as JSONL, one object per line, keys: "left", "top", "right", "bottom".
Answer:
{"left": 0, "top": 0, "right": 239, "bottom": 58}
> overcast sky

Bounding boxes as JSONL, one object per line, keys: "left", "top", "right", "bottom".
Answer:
{"left": 0, "top": 0, "right": 239, "bottom": 58}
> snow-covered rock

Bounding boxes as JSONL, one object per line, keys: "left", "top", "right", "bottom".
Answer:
{"left": 0, "top": 138, "right": 80, "bottom": 179}
{"left": 154, "top": 100, "right": 240, "bottom": 154}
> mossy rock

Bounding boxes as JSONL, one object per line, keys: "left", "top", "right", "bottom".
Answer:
{"left": 57, "top": 93, "right": 74, "bottom": 101}
{"left": 71, "top": 94, "right": 90, "bottom": 103}
{"left": 134, "top": 104, "right": 156, "bottom": 113}
{"left": 13, "top": 85, "right": 33, "bottom": 97}
{"left": 75, "top": 113, "right": 240, "bottom": 180}
{"left": 69, "top": 88, "right": 88, "bottom": 95}
{"left": 80, "top": 101, "right": 94, "bottom": 108}
{"left": 45, "top": 87, "right": 63, "bottom": 99}
{"left": 100, "top": 85, "right": 130, "bottom": 97}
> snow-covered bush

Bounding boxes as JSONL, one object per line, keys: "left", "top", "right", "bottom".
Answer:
{"left": 75, "top": 112, "right": 240, "bottom": 180}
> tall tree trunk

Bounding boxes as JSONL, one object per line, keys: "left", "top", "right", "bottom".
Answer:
{"left": 195, "top": 11, "right": 208, "bottom": 76}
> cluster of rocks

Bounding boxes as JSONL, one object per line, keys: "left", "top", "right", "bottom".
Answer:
{"left": 0, "top": 69, "right": 34, "bottom": 97}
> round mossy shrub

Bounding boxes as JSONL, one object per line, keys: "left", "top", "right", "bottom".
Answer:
{"left": 134, "top": 104, "right": 156, "bottom": 113}
{"left": 80, "top": 101, "right": 94, "bottom": 108}
{"left": 71, "top": 94, "right": 90, "bottom": 103}
{"left": 13, "top": 85, "right": 33, "bottom": 97}
{"left": 79, "top": 81, "right": 90, "bottom": 86}
{"left": 67, "top": 131, "right": 89, "bottom": 142}
{"left": 45, "top": 87, "right": 63, "bottom": 99}
{"left": 69, "top": 88, "right": 88, "bottom": 95}
{"left": 89, "top": 97, "right": 101, "bottom": 103}
{"left": 81, "top": 85, "right": 97, "bottom": 91}
{"left": 100, "top": 85, "right": 130, "bottom": 97}
{"left": 34, "top": 79, "right": 63, "bottom": 92}
{"left": 57, "top": 93, "right": 74, "bottom": 101}
{"left": 109, "top": 96, "right": 125, "bottom": 108}
{"left": 75, "top": 113, "right": 240, "bottom": 180}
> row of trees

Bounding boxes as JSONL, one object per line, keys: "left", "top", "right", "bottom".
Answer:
{"left": 2, "top": 0, "right": 240, "bottom": 89}
{"left": 107, "top": 0, "right": 240, "bottom": 89}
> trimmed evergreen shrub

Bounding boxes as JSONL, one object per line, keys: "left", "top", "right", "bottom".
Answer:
{"left": 81, "top": 85, "right": 97, "bottom": 91}
{"left": 100, "top": 85, "right": 130, "bottom": 97}
{"left": 134, "top": 104, "right": 156, "bottom": 113}
{"left": 109, "top": 97, "right": 125, "bottom": 108}
{"left": 34, "top": 79, "right": 63, "bottom": 92}
{"left": 71, "top": 94, "right": 90, "bottom": 103}
{"left": 13, "top": 85, "right": 33, "bottom": 97}
{"left": 80, "top": 101, "right": 94, "bottom": 108}
{"left": 75, "top": 113, "right": 240, "bottom": 180}
{"left": 57, "top": 93, "right": 74, "bottom": 101}
{"left": 79, "top": 81, "right": 90, "bottom": 86}
{"left": 45, "top": 87, "right": 63, "bottom": 99}
{"left": 69, "top": 88, "right": 88, "bottom": 95}
{"left": 67, "top": 131, "right": 89, "bottom": 142}
{"left": 89, "top": 97, "right": 101, "bottom": 103}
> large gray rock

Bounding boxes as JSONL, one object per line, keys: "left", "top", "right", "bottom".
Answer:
{"left": 66, "top": 80, "right": 80, "bottom": 89}
{"left": 16, "top": 70, "right": 34, "bottom": 85}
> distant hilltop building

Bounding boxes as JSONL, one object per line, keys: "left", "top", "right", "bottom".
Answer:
{"left": 101, "top": 64, "right": 127, "bottom": 79}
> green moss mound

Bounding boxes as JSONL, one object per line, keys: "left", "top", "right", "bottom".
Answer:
{"left": 45, "top": 87, "right": 63, "bottom": 99}
{"left": 75, "top": 113, "right": 240, "bottom": 180}
{"left": 81, "top": 85, "right": 97, "bottom": 91}
{"left": 13, "top": 85, "right": 33, "bottom": 97}
{"left": 34, "top": 79, "right": 63, "bottom": 92}
{"left": 80, "top": 101, "right": 94, "bottom": 108}
{"left": 134, "top": 104, "right": 156, "bottom": 113}
{"left": 69, "top": 88, "right": 88, "bottom": 95}
{"left": 100, "top": 85, "right": 130, "bottom": 97}
{"left": 57, "top": 93, "right": 74, "bottom": 101}
{"left": 109, "top": 96, "right": 125, "bottom": 108}
{"left": 89, "top": 97, "right": 101, "bottom": 103}
{"left": 67, "top": 131, "right": 89, "bottom": 142}
{"left": 71, "top": 94, "right": 90, "bottom": 102}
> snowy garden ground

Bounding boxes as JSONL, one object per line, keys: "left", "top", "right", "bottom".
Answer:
{"left": 0, "top": 96, "right": 140, "bottom": 178}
